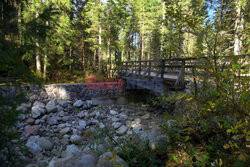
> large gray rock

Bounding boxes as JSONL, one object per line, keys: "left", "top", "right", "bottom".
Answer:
{"left": 112, "top": 122, "right": 122, "bottom": 129}
{"left": 73, "top": 100, "right": 84, "bottom": 108}
{"left": 116, "top": 125, "right": 128, "bottom": 135}
{"left": 47, "top": 117, "right": 58, "bottom": 125}
{"left": 70, "top": 135, "right": 82, "bottom": 145}
{"left": 26, "top": 142, "right": 43, "bottom": 155}
{"left": 31, "top": 102, "right": 46, "bottom": 118}
{"left": 46, "top": 99, "right": 57, "bottom": 113}
{"left": 60, "top": 127, "right": 71, "bottom": 135}
{"left": 110, "top": 110, "right": 118, "bottom": 115}
{"left": 57, "top": 100, "right": 69, "bottom": 108}
{"left": 79, "top": 120, "right": 86, "bottom": 129}
{"left": 50, "top": 152, "right": 97, "bottom": 167}
{"left": 37, "top": 137, "right": 53, "bottom": 151}
{"left": 96, "top": 152, "right": 128, "bottom": 167}
{"left": 61, "top": 144, "right": 81, "bottom": 158}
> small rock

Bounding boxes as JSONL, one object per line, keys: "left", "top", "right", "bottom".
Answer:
{"left": 79, "top": 120, "right": 86, "bottom": 129}
{"left": 26, "top": 118, "right": 35, "bottom": 125}
{"left": 37, "top": 137, "right": 53, "bottom": 151}
{"left": 73, "top": 100, "right": 84, "bottom": 108}
{"left": 47, "top": 117, "right": 58, "bottom": 125}
{"left": 77, "top": 111, "right": 87, "bottom": 118}
{"left": 116, "top": 125, "right": 128, "bottom": 135}
{"left": 112, "top": 122, "right": 122, "bottom": 129}
{"left": 61, "top": 144, "right": 81, "bottom": 158}
{"left": 60, "top": 127, "right": 71, "bottom": 135}
{"left": 111, "top": 117, "right": 120, "bottom": 122}
{"left": 110, "top": 110, "right": 118, "bottom": 115}
{"left": 46, "top": 99, "right": 57, "bottom": 113}
{"left": 53, "top": 152, "right": 97, "bottom": 167}
{"left": 31, "top": 105, "right": 46, "bottom": 119}
{"left": 70, "top": 135, "right": 82, "bottom": 144}
{"left": 86, "top": 100, "right": 93, "bottom": 108}
{"left": 25, "top": 125, "right": 40, "bottom": 135}
{"left": 141, "top": 113, "right": 150, "bottom": 120}
{"left": 26, "top": 142, "right": 42, "bottom": 155}
{"left": 58, "top": 100, "right": 69, "bottom": 108}
{"left": 96, "top": 152, "right": 128, "bottom": 167}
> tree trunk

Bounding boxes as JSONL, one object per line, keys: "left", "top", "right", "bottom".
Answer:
{"left": 43, "top": 54, "right": 47, "bottom": 79}
{"left": 35, "top": 8, "right": 41, "bottom": 75}
{"left": 234, "top": 1, "right": 243, "bottom": 55}
{"left": 98, "top": 24, "right": 102, "bottom": 75}
{"left": 107, "top": 37, "right": 111, "bottom": 77}
{"left": 69, "top": 45, "right": 72, "bottom": 73}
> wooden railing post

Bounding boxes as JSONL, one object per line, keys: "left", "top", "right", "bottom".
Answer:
{"left": 148, "top": 61, "right": 151, "bottom": 77}
{"left": 139, "top": 61, "right": 141, "bottom": 78}
{"left": 180, "top": 59, "right": 185, "bottom": 89}
{"left": 125, "top": 62, "right": 128, "bottom": 75}
{"left": 161, "top": 60, "right": 165, "bottom": 78}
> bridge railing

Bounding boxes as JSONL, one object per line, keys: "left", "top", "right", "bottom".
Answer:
{"left": 110, "top": 55, "right": 249, "bottom": 90}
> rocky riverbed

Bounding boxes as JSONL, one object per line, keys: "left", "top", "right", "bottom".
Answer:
{"left": 1, "top": 94, "right": 172, "bottom": 167}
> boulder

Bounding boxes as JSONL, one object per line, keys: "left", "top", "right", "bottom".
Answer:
{"left": 47, "top": 117, "right": 58, "bottom": 125}
{"left": 37, "top": 137, "right": 53, "bottom": 151}
{"left": 61, "top": 144, "right": 81, "bottom": 158}
{"left": 26, "top": 142, "right": 42, "bottom": 155}
{"left": 46, "top": 99, "right": 57, "bottom": 113}
{"left": 79, "top": 120, "right": 86, "bottom": 129}
{"left": 70, "top": 135, "right": 82, "bottom": 145}
{"left": 96, "top": 152, "right": 128, "bottom": 167}
{"left": 51, "top": 152, "right": 97, "bottom": 167}
{"left": 110, "top": 110, "right": 118, "bottom": 115}
{"left": 57, "top": 100, "right": 69, "bottom": 108}
{"left": 73, "top": 100, "right": 84, "bottom": 108}
{"left": 60, "top": 127, "right": 71, "bottom": 135}
{"left": 116, "top": 125, "right": 128, "bottom": 135}
{"left": 25, "top": 125, "right": 40, "bottom": 135}
{"left": 31, "top": 104, "right": 46, "bottom": 119}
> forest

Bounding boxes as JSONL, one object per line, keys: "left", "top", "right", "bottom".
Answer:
{"left": 0, "top": 0, "right": 249, "bottom": 167}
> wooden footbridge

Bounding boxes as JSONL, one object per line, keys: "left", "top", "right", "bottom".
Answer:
{"left": 110, "top": 55, "right": 249, "bottom": 92}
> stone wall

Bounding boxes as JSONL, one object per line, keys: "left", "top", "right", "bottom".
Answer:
{"left": 0, "top": 83, "right": 125, "bottom": 100}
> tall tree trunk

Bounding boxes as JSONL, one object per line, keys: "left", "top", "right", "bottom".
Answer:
{"left": 98, "top": 24, "right": 102, "bottom": 75}
{"left": 35, "top": 8, "right": 41, "bottom": 75}
{"left": 69, "top": 45, "right": 72, "bottom": 73}
{"left": 43, "top": 54, "right": 47, "bottom": 79}
{"left": 161, "top": 0, "right": 166, "bottom": 53}
{"left": 18, "top": 2, "right": 21, "bottom": 46}
{"left": 107, "top": 37, "right": 111, "bottom": 77}
{"left": 234, "top": 1, "right": 243, "bottom": 55}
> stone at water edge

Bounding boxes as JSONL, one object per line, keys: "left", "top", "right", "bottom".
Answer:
{"left": 46, "top": 99, "right": 57, "bottom": 113}
{"left": 50, "top": 152, "right": 97, "bottom": 167}
{"left": 110, "top": 110, "right": 118, "bottom": 115}
{"left": 73, "top": 100, "right": 84, "bottom": 108}
{"left": 37, "top": 137, "right": 53, "bottom": 151}
{"left": 96, "top": 152, "right": 128, "bottom": 167}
